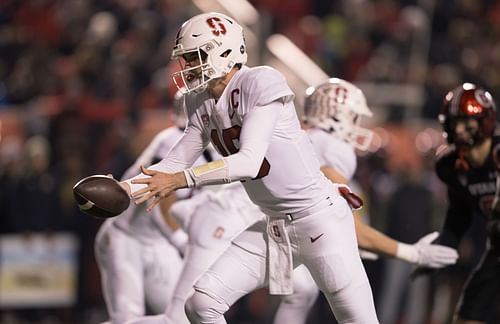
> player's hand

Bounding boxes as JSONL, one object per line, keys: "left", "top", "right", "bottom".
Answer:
{"left": 414, "top": 232, "right": 459, "bottom": 268}
{"left": 131, "top": 166, "right": 185, "bottom": 211}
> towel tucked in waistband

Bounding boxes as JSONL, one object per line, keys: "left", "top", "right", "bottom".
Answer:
{"left": 267, "top": 218, "right": 293, "bottom": 295}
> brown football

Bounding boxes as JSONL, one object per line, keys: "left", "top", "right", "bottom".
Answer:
{"left": 73, "top": 175, "right": 130, "bottom": 218}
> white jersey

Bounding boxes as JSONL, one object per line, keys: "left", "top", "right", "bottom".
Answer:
{"left": 156, "top": 65, "right": 334, "bottom": 216}
{"left": 233, "top": 129, "right": 357, "bottom": 254}
{"left": 306, "top": 128, "right": 357, "bottom": 180}
{"left": 114, "top": 127, "right": 209, "bottom": 242}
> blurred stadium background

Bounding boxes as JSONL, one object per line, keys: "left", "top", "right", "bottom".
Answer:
{"left": 0, "top": 0, "right": 499, "bottom": 323}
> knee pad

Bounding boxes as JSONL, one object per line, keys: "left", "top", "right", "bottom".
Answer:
{"left": 185, "top": 291, "right": 228, "bottom": 324}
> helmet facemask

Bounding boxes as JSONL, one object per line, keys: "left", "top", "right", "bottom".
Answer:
{"left": 448, "top": 117, "right": 482, "bottom": 148}
{"left": 172, "top": 43, "right": 219, "bottom": 94}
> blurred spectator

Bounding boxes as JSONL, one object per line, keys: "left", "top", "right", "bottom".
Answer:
{"left": 6, "top": 135, "right": 64, "bottom": 232}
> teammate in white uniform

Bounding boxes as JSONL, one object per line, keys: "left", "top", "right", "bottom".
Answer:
{"left": 95, "top": 127, "right": 189, "bottom": 324}
{"left": 269, "top": 79, "right": 459, "bottom": 323}
{"left": 95, "top": 92, "right": 218, "bottom": 323}
{"left": 122, "top": 12, "right": 380, "bottom": 323}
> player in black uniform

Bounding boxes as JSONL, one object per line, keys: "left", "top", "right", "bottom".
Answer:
{"left": 433, "top": 82, "right": 500, "bottom": 324}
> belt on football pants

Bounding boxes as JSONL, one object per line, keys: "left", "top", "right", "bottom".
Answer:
{"left": 268, "top": 196, "right": 334, "bottom": 221}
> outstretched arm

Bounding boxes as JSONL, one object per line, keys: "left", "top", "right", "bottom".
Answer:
{"left": 321, "top": 165, "right": 458, "bottom": 268}
{"left": 130, "top": 101, "right": 282, "bottom": 210}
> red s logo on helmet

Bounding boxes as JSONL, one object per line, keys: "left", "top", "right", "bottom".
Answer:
{"left": 206, "top": 17, "right": 227, "bottom": 36}
{"left": 334, "top": 86, "right": 348, "bottom": 104}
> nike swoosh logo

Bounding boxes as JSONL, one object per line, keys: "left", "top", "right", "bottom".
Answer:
{"left": 310, "top": 233, "right": 324, "bottom": 243}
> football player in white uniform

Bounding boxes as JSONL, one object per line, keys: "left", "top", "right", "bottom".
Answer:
{"left": 95, "top": 127, "right": 188, "bottom": 324}
{"left": 122, "top": 12, "right": 380, "bottom": 323}
{"left": 96, "top": 91, "right": 259, "bottom": 324}
{"left": 268, "top": 79, "right": 459, "bottom": 324}
{"left": 95, "top": 95, "right": 206, "bottom": 324}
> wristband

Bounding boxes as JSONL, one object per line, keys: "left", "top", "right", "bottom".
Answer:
{"left": 185, "top": 159, "right": 231, "bottom": 187}
{"left": 183, "top": 170, "right": 195, "bottom": 188}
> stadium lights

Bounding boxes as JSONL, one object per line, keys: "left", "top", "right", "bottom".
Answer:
{"left": 266, "top": 34, "right": 329, "bottom": 87}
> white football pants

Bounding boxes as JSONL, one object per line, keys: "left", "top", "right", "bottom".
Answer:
{"left": 95, "top": 219, "right": 183, "bottom": 324}
{"left": 125, "top": 188, "right": 262, "bottom": 324}
{"left": 186, "top": 195, "right": 379, "bottom": 324}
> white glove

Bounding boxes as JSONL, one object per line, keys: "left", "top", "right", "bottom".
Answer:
{"left": 396, "top": 231, "right": 459, "bottom": 268}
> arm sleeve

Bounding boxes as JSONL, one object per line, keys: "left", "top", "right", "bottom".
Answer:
{"left": 124, "top": 124, "right": 208, "bottom": 193}
{"left": 439, "top": 187, "right": 473, "bottom": 248}
{"left": 224, "top": 100, "right": 281, "bottom": 179}
{"left": 183, "top": 100, "right": 282, "bottom": 186}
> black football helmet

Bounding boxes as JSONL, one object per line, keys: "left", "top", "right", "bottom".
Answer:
{"left": 439, "top": 83, "right": 496, "bottom": 148}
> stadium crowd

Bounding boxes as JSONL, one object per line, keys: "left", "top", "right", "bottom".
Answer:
{"left": 0, "top": 0, "right": 499, "bottom": 323}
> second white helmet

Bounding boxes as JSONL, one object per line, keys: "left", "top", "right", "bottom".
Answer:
{"left": 304, "top": 78, "right": 373, "bottom": 150}
{"left": 171, "top": 12, "right": 248, "bottom": 94}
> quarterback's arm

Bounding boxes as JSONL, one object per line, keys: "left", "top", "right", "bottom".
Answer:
{"left": 183, "top": 101, "right": 281, "bottom": 186}
{"left": 129, "top": 101, "right": 281, "bottom": 209}
{"left": 123, "top": 124, "right": 207, "bottom": 194}
{"left": 322, "top": 165, "right": 458, "bottom": 267}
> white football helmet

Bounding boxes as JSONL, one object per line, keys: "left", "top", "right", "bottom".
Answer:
{"left": 303, "top": 78, "right": 373, "bottom": 150}
{"left": 171, "top": 12, "right": 248, "bottom": 94}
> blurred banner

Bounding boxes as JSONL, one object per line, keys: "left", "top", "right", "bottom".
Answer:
{"left": 0, "top": 233, "right": 79, "bottom": 308}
